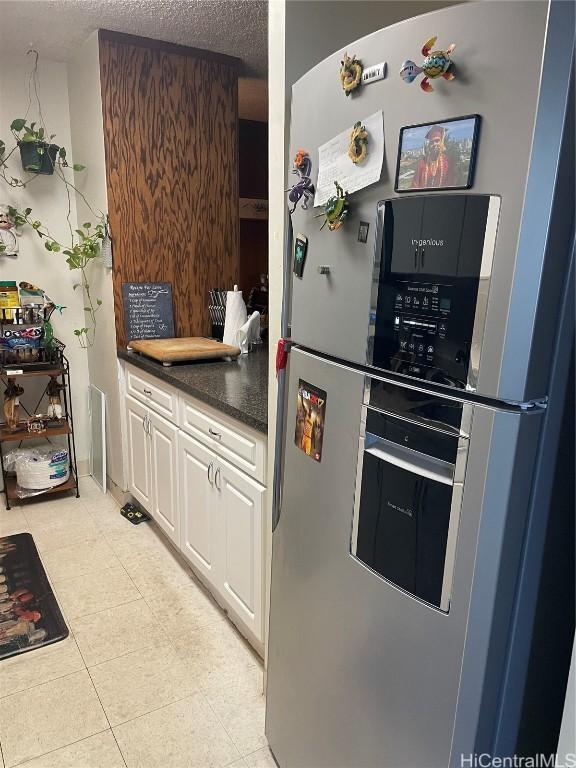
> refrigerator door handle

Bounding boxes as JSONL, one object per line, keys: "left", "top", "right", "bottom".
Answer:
{"left": 364, "top": 433, "right": 455, "bottom": 486}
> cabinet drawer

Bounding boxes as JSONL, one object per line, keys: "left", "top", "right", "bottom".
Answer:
{"left": 125, "top": 364, "right": 178, "bottom": 423}
{"left": 179, "top": 395, "right": 266, "bottom": 483}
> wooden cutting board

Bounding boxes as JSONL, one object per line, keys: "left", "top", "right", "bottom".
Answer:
{"left": 128, "top": 337, "right": 241, "bottom": 365}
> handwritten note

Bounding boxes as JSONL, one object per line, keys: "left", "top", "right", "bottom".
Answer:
{"left": 122, "top": 282, "right": 175, "bottom": 342}
{"left": 314, "top": 110, "right": 384, "bottom": 207}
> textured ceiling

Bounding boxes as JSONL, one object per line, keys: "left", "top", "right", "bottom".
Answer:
{"left": 0, "top": 0, "right": 268, "bottom": 76}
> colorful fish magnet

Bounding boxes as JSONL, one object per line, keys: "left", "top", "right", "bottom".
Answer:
{"left": 348, "top": 121, "right": 368, "bottom": 164}
{"left": 286, "top": 149, "right": 315, "bottom": 214}
{"left": 315, "top": 181, "right": 349, "bottom": 232}
{"left": 340, "top": 53, "right": 363, "bottom": 96}
{"left": 400, "top": 36, "right": 456, "bottom": 93}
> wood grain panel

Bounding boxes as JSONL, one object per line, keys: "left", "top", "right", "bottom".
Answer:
{"left": 99, "top": 31, "right": 239, "bottom": 347}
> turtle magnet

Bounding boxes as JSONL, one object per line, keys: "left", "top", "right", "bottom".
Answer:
{"left": 400, "top": 36, "right": 455, "bottom": 93}
{"left": 315, "top": 181, "right": 349, "bottom": 232}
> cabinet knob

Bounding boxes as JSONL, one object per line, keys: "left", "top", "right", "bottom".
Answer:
{"left": 214, "top": 466, "right": 222, "bottom": 491}
{"left": 317, "top": 265, "right": 331, "bottom": 275}
{"left": 208, "top": 427, "right": 222, "bottom": 440}
{"left": 207, "top": 461, "right": 214, "bottom": 485}
{"left": 143, "top": 389, "right": 152, "bottom": 396}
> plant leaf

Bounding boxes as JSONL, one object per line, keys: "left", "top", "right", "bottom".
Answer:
{"left": 10, "top": 118, "right": 26, "bottom": 132}
{"left": 73, "top": 164, "right": 86, "bottom": 172}
{"left": 83, "top": 222, "right": 91, "bottom": 229}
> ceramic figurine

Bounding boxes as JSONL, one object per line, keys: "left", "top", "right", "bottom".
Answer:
{"left": 0, "top": 206, "right": 18, "bottom": 257}
{"left": 400, "top": 36, "right": 456, "bottom": 93}
{"left": 315, "top": 181, "right": 349, "bottom": 231}
{"left": 286, "top": 149, "right": 315, "bottom": 214}
{"left": 340, "top": 53, "right": 363, "bottom": 96}
{"left": 3, "top": 379, "right": 24, "bottom": 432}
{"left": 348, "top": 121, "right": 368, "bottom": 164}
{"left": 46, "top": 376, "right": 64, "bottom": 421}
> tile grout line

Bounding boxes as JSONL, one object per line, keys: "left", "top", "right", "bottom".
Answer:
{"left": 0, "top": 643, "right": 85, "bottom": 702}
{"left": 82, "top": 663, "right": 128, "bottom": 768}
{"left": 106, "top": 526, "right": 259, "bottom": 758}
{"left": 9, "top": 727, "right": 112, "bottom": 768}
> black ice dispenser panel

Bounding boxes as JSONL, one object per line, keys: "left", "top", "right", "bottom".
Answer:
{"left": 371, "top": 195, "right": 499, "bottom": 391}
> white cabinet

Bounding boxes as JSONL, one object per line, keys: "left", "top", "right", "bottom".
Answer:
{"left": 149, "top": 410, "right": 179, "bottom": 544}
{"left": 126, "top": 394, "right": 153, "bottom": 510}
{"left": 178, "top": 431, "right": 264, "bottom": 642}
{"left": 123, "top": 362, "right": 266, "bottom": 646}
{"left": 217, "top": 459, "right": 264, "bottom": 637}
{"left": 179, "top": 432, "right": 218, "bottom": 583}
{"left": 125, "top": 393, "right": 179, "bottom": 547}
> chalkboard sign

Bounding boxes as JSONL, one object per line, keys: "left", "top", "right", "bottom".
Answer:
{"left": 122, "top": 282, "right": 175, "bottom": 342}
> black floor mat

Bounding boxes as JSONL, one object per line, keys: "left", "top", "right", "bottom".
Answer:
{"left": 0, "top": 533, "right": 69, "bottom": 661}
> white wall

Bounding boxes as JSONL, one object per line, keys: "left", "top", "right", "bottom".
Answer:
{"left": 266, "top": 0, "right": 286, "bottom": 664}
{"left": 67, "top": 32, "right": 125, "bottom": 492}
{"left": 0, "top": 52, "right": 91, "bottom": 470}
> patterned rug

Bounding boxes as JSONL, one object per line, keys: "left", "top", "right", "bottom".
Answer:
{"left": 0, "top": 533, "right": 68, "bottom": 661}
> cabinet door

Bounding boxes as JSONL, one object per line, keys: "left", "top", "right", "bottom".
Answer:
{"left": 149, "top": 410, "right": 179, "bottom": 545}
{"left": 179, "top": 432, "right": 218, "bottom": 584}
{"left": 216, "top": 458, "right": 265, "bottom": 641}
{"left": 126, "top": 394, "right": 152, "bottom": 509}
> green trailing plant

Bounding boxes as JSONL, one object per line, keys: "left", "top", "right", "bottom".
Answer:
{"left": 5, "top": 206, "right": 105, "bottom": 348}
{"left": 0, "top": 50, "right": 106, "bottom": 348}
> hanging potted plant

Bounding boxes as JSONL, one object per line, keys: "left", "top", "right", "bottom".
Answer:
{"left": 0, "top": 49, "right": 108, "bottom": 348}
{"left": 10, "top": 119, "right": 59, "bottom": 175}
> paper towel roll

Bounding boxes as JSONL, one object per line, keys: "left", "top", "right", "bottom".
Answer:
{"left": 222, "top": 285, "right": 247, "bottom": 347}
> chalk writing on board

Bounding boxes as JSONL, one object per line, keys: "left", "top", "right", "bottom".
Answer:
{"left": 122, "top": 282, "right": 175, "bottom": 341}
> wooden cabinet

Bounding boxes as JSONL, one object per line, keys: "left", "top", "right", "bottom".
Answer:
{"left": 178, "top": 431, "right": 264, "bottom": 642}
{"left": 125, "top": 394, "right": 179, "bottom": 547}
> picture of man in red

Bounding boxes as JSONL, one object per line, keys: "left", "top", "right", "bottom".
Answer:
{"left": 411, "top": 125, "right": 454, "bottom": 189}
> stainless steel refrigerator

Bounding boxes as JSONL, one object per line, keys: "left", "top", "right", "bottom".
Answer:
{"left": 266, "top": 2, "right": 574, "bottom": 767}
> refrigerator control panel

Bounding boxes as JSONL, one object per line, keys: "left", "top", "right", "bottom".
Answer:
{"left": 390, "top": 283, "right": 455, "bottom": 381}
{"left": 371, "top": 195, "right": 497, "bottom": 390}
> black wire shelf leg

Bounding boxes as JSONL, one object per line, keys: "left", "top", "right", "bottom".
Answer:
{"left": 0, "top": 438, "right": 10, "bottom": 511}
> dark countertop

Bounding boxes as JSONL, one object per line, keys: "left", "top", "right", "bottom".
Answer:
{"left": 118, "top": 347, "right": 269, "bottom": 434}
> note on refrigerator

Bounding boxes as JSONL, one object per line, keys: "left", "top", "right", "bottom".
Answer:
{"left": 314, "top": 110, "right": 384, "bottom": 207}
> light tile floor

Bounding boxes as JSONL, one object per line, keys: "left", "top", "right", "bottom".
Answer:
{"left": 0, "top": 477, "right": 276, "bottom": 768}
